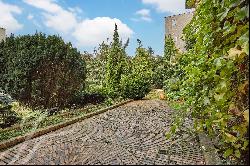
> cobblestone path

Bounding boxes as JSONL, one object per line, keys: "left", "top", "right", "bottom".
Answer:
{"left": 0, "top": 100, "right": 205, "bottom": 165}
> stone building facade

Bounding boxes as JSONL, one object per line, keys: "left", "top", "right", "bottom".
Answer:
{"left": 0, "top": 28, "right": 6, "bottom": 42}
{"left": 165, "top": 12, "right": 194, "bottom": 52}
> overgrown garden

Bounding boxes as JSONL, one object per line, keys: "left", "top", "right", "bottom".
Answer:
{"left": 0, "top": 24, "right": 164, "bottom": 141}
{"left": 0, "top": 0, "right": 248, "bottom": 164}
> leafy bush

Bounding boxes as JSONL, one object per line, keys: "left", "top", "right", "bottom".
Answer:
{"left": 120, "top": 40, "right": 152, "bottom": 100}
{"left": 151, "top": 55, "right": 165, "bottom": 89}
{"left": 70, "top": 92, "right": 106, "bottom": 107}
{"left": 83, "top": 45, "right": 108, "bottom": 92}
{"left": 0, "top": 33, "right": 86, "bottom": 108}
{"left": 120, "top": 73, "right": 151, "bottom": 100}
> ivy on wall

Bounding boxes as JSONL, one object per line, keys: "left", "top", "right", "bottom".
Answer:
{"left": 165, "top": 0, "right": 249, "bottom": 162}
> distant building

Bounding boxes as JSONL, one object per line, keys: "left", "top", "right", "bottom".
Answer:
{"left": 165, "top": 12, "right": 194, "bottom": 52}
{"left": 165, "top": 0, "right": 196, "bottom": 52}
{"left": 0, "top": 27, "right": 6, "bottom": 42}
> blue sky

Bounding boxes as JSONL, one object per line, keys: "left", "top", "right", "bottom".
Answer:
{"left": 0, "top": 0, "right": 192, "bottom": 56}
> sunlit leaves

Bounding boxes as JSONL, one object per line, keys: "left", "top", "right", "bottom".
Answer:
{"left": 243, "top": 110, "right": 249, "bottom": 123}
{"left": 164, "top": 0, "right": 249, "bottom": 162}
{"left": 224, "top": 148, "right": 233, "bottom": 158}
{"left": 227, "top": 47, "right": 245, "bottom": 60}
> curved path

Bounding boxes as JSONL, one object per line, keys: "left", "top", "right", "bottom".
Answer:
{"left": 0, "top": 100, "right": 205, "bottom": 165}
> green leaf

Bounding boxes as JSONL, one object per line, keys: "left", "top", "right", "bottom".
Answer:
{"left": 234, "top": 149, "right": 241, "bottom": 158}
{"left": 238, "top": 31, "right": 249, "bottom": 45}
{"left": 243, "top": 41, "right": 249, "bottom": 55}
{"left": 223, "top": 148, "right": 233, "bottom": 158}
{"left": 218, "top": 8, "right": 229, "bottom": 21}
{"left": 242, "top": 140, "right": 249, "bottom": 150}
{"left": 203, "top": 97, "right": 210, "bottom": 105}
{"left": 235, "top": 7, "right": 248, "bottom": 21}
{"left": 214, "top": 93, "right": 225, "bottom": 101}
{"left": 225, "top": 133, "right": 237, "bottom": 143}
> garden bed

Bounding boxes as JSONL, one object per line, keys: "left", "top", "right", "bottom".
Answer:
{"left": 0, "top": 98, "right": 131, "bottom": 144}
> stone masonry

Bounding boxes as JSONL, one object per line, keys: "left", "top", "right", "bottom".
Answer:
{"left": 0, "top": 28, "right": 6, "bottom": 42}
{"left": 165, "top": 12, "right": 194, "bottom": 52}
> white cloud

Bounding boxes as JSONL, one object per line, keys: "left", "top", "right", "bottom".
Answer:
{"left": 73, "top": 17, "right": 133, "bottom": 47}
{"left": 68, "top": 7, "right": 83, "bottom": 14}
{"left": 136, "top": 9, "right": 150, "bottom": 17}
{"left": 23, "top": 0, "right": 78, "bottom": 33}
{"left": 42, "top": 11, "right": 78, "bottom": 33}
{"left": 24, "top": 0, "right": 134, "bottom": 48}
{"left": 135, "top": 9, "right": 152, "bottom": 22}
{"left": 0, "top": 0, "right": 23, "bottom": 33}
{"left": 23, "top": 0, "right": 62, "bottom": 13}
{"left": 141, "top": 0, "right": 190, "bottom": 14}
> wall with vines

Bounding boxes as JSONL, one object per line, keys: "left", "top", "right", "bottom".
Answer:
{"left": 165, "top": 0, "right": 249, "bottom": 163}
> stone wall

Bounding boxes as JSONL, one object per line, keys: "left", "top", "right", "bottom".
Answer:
{"left": 165, "top": 12, "right": 194, "bottom": 52}
{"left": 0, "top": 28, "right": 6, "bottom": 42}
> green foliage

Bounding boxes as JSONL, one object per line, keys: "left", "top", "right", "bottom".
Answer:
{"left": 186, "top": 0, "right": 200, "bottom": 9}
{"left": 105, "top": 24, "right": 129, "bottom": 98}
{"left": 120, "top": 40, "right": 152, "bottom": 100}
{"left": 166, "top": 0, "right": 249, "bottom": 162}
{"left": 104, "top": 98, "right": 113, "bottom": 106}
{"left": 83, "top": 50, "right": 107, "bottom": 93}
{"left": 163, "top": 35, "right": 184, "bottom": 98}
{"left": 164, "top": 35, "right": 178, "bottom": 63}
{"left": 0, "top": 33, "right": 86, "bottom": 108}
{"left": 151, "top": 55, "right": 165, "bottom": 89}
{"left": 133, "top": 39, "right": 153, "bottom": 79}
{"left": 0, "top": 91, "right": 21, "bottom": 128}
{"left": 163, "top": 35, "right": 179, "bottom": 80}
{"left": 120, "top": 73, "right": 151, "bottom": 100}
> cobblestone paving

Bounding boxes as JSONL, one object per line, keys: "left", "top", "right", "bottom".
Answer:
{"left": 0, "top": 100, "right": 205, "bottom": 165}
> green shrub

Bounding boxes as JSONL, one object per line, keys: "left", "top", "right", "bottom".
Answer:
{"left": 120, "top": 73, "right": 151, "bottom": 100}
{"left": 70, "top": 92, "right": 106, "bottom": 107}
{"left": 0, "top": 91, "right": 21, "bottom": 128}
{"left": 120, "top": 40, "right": 152, "bottom": 100}
{"left": 0, "top": 33, "right": 86, "bottom": 108}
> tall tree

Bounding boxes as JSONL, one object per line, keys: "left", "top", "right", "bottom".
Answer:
{"left": 105, "top": 24, "right": 127, "bottom": 98}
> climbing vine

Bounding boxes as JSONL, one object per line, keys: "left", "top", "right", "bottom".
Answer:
{"left": 165, "top": 0, "right": 249, "bottom": 163}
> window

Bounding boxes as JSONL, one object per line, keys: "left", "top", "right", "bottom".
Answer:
{"left": 172, "top": 19, "right": 176, "bottom": 27}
